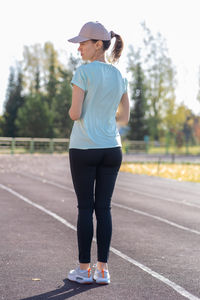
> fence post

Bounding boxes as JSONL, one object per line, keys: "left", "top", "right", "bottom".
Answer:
{"left": 49, "top": 139, "right": 54, "bottom": 154}
{"left": 11, "top": 138, "right": 15, "bottom": 155}
{"left": 157, "top": 157, "right": 161, "bottom": 175}
{"left": 144, "top": 135, "right": 149, "bottom": 153}
{"left": 30, "top": 139, "right": 34, "bottom": 154}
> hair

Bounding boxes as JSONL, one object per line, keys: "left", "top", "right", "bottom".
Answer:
{"left": 91, "top": 32, "right": 124, "bottom": 63}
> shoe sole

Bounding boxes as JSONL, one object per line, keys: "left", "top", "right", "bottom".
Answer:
{"left": 68, "top": 277, "right": 93, "bottom": 284}
{"left": 94, "top": 279, "right": 110, "bottom": 285}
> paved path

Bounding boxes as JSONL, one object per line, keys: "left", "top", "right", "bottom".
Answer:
{"left": 0, "top": 154, "right": 200, "bottom": 300}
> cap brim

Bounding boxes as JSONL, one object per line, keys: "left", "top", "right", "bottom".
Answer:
{"left": 68, "top": 35, "right": 90, "bottom": 43}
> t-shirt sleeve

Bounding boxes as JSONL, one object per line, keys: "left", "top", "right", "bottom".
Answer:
{"left": 123, "top": 77, "right": 128, "bottom": 94}
{"left": 71, "top": 66, "right": 87, "bottom": 91}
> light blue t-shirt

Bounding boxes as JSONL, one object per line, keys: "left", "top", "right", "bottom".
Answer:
{"left": 69, "top": 61, "right": 128, "bottom": 149}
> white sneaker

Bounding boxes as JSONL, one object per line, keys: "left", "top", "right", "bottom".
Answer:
{"left": 93, "top": 268, "right": 110, "bottom": 284}
{"left": 68, "top": 267, "right": 93, "bottom": 284}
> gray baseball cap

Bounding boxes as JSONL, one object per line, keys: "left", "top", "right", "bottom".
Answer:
{"left": 68, "top": 21, "right": 111, "bottom": 43}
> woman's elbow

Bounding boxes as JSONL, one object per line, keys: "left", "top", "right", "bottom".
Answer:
{"left": 122, "top": 113, "right": 130, "bottom": 125}
{"left": 126, "top": 113, "right": 130, "bottom": 124}
{"left": 69, "top": 109, "right": 81, "bottom": 121}
{"left": 117, "top": 116, "right": 129, "bottom": 126}
{"left": 124, "top": 118, "right": 129, "bottom": 126}
{"left": 122, "top": 117, "right": 129, "bottom": 126}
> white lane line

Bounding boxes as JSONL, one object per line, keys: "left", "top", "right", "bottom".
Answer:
{"left": 16, "top": 172, "right": 200, "bottom": 236}
{"left": 109, "top": 247, "right": 199, "bottom": 300}
{"left": 17, "top": 171, "right": 200, "bottom": 210}
{"left": 116, "top": 186, "right": 200, "bottom": 209}
{"left": 0, "top": 183, "right": 76, "bottom": 232}
{"left": 113, "top": 203, "right": 200, "bottom": 236}
{"left": 16, "top": 171, "right": 74, "bottom": 193}
{"left": 0, "top": 183, "right": 199, "bottom": 300}
{"left": 17, "top": 171, "right": 200, "bottom": 209}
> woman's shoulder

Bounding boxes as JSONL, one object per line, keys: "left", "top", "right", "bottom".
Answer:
{"left": 74, "top": 62, "right": 94, "bottom": 77}
{"left": 75, "top": 64, "right": 87, "bottom": 73}
{"left": 76, "top": 61, "right": 126, "bottom": 80}
{"left": 111, "top": 64, "right": 124, "bottom": 76}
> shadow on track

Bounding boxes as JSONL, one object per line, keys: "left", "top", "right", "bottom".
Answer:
{"left": 21, "top": 279, "right": 104, "bottom": 300}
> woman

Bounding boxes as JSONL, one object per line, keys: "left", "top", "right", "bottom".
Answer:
{"left": 67, "top": 21, "right": 130, "bottom": 284}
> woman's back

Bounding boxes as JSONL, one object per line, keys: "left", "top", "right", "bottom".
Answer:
{"left": 69, "top": 61, "right": 127, "bottom": 149}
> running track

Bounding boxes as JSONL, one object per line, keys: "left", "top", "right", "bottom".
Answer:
{"left": 0, "top": 154, "right": 200, "bottom": 300}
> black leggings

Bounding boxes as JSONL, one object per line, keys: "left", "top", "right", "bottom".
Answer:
{"left": 69, "top": 147, "right": 122, "bottom": 263}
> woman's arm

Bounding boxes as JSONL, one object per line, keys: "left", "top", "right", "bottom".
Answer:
{"left": 69, "top": 85, "right": 85, "bottom": 120}
{"left": 116, "top": 92, "right": 130, "bottom": 125}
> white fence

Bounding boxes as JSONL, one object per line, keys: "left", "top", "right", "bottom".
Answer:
{"left": 0, "top": 137, "right": 148, "bottom": 154}
{"left": 0, "top": 137, "right": 70, "bottom": 154}
{"left": 2, "top": 137, "right": 198, "bottom": 155}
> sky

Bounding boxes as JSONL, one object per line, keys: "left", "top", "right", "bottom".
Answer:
{"left": 0, "top": 0, "right": 200, "bottom": 115}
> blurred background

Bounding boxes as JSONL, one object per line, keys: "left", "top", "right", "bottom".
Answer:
{"left": 0, "top": 0, "right": 200, "bottom": 157}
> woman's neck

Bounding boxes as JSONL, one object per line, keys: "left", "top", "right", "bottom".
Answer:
{"left": 91, "top": 53, "right": 106, "bottom": 63}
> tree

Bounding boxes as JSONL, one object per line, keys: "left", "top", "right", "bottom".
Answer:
{"left": 35, "top": 65, "right": 41, "bottom": 93}
{"left": 22, "top": 42, "right": 61, "bottom": 99}
{"left": 3, "top": 66, "right": 24, "bottom": 136}
{"left": 127, "top": 61, "right": 148, "bottom": 140}
{"left": 68, "top": 54, "right": 82, "bottom": 72}
{"left": 127, "top": 23, "right": 177, "bottom": 141}
{"left": 19, "top": 42, "right": 73, "bottom": 137}
{"left": 2, "top": 43, "right": 82, "bottom": 138}
{"left": 52, "top": 68, "right": 73, "bottom": 137}
{"left": 0, "top": 116, "right": 5, "bottom": 136}
{"left": 197, "top": 66, "right": 200, "bottom": 103}
{"left": 193, "top": 116, "right": 200, "bottom": 143}
{"left": 15, "top": 94, "right": 53, "bottom": 137}
{"left": 23, "top": 43, "right": 43, "bottom": 95}
{"left": 164, "top": 102, "right": 192, "bottom": 134}
{"left": 135, "top": 23, "right": 177, "bottom": 140}
{"left": 163, "top": 102, "right": 193, "bottom": 146}
{"left": 183, "top": 116, "right": 194, "bottom": 144}
{"left": 44, "top": 42, "right": 60, "bottom": 108}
